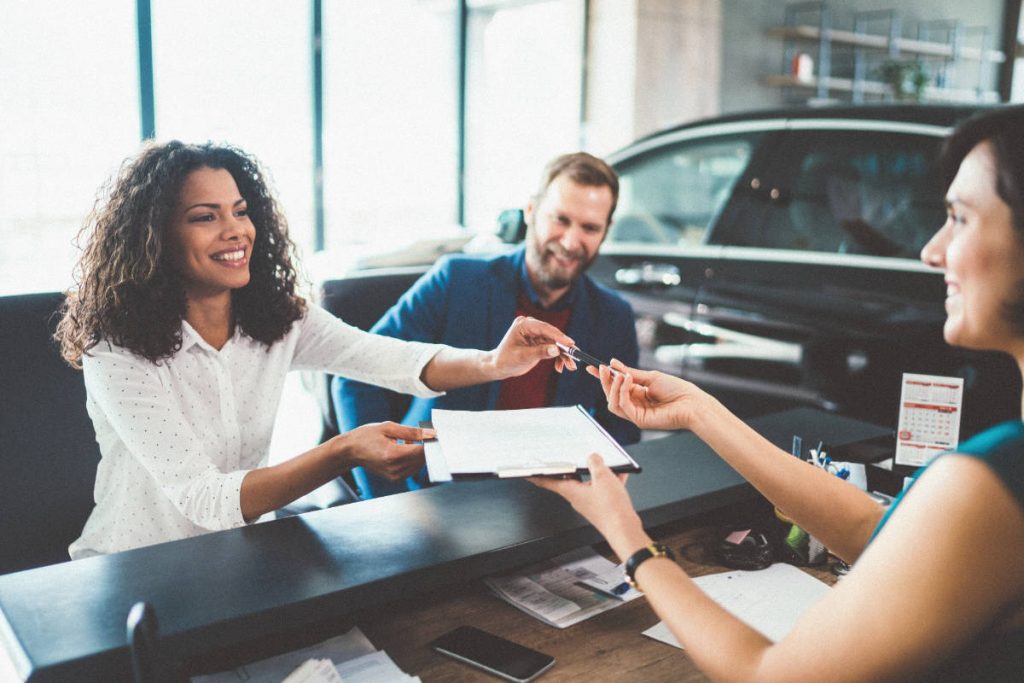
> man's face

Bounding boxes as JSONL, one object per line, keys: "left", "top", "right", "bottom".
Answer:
{"left": 524, "top": 174, "right": 613, "bottom": 304}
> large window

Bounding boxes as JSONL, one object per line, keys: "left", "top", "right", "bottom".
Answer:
{"left": 0, "top": 1, "right": 589, "bottom": 295}
{"left": 0, "top": 1, "right": 139, "bottom": 296}
{"left": 152, "top": 0, "right": 315, "bottom": 255}
{"left": 464, "top": 0, "right": 584, "bottom": 230}
{"left": 321, "top": 0, "right": 459, "bottom": 251}
{"left": 1012, "top": 8, "right": 1024, "bottom": 101}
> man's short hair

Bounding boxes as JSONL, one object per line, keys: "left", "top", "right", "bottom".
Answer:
{"left": 535, "top": 152, "right": 619, "bottom": 224}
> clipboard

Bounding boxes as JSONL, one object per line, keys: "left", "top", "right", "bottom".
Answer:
{"left": 422, "top": 405, "right": 641, "bottom": 482}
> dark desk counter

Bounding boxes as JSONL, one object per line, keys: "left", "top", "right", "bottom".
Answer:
{"left": 0, "top": 408, "right": 888, "bottom": 682}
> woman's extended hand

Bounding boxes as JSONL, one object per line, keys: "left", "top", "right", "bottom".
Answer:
{"left": 335, "top": 422, "right": 433, "bottom": 481}
{"left": 590, "top": 360, "right": 708, "bottom": 432}
{"left": 420, "top": 316, "right": 575, "bottom": 391}
{"left": 491, "top": 315, "right": 577, "bottom": 378}
{"left": 529, "top": 453, "right": 650, "bottom": 561}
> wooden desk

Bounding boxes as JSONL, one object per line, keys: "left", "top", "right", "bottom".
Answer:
{"left": 357, "top": 510, "right": 840, "bottom": 682}
{"left": 0, "top": 408, "right": 885, "bottom": 682}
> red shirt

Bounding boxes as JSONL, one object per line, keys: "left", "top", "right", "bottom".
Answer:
{"left": 495, "top": 291, "right": 572, "bottom": 410}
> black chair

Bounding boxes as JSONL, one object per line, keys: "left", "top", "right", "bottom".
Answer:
{"left": 127, "top": 601, "right": 181, "bottom": 683}
{"left": 276, "top": 267, "right": 428, "bottom": 512}
{"left": 314, "top": 266, "right": 428, "bottom": 442}
{"left": 0, "top": 292, "right": 101, "bottom": 574}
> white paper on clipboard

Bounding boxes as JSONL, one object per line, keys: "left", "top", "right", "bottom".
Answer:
{"left": 424, "top": 438, "right": 452, "bottom": 482}
{"left": 426, "top": 405, "right": 637, "bottom": 480}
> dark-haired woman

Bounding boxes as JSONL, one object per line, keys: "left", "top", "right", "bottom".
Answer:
{"left": 533, "top": 106, "right": 1024, "bottom": 681}
{"left": 58, "top": 141, "right": 574, "bottom": 558}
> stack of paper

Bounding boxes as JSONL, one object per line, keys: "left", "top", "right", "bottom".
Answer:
{"left": 192, "top": 627, "right": 419, "bottom": 683}
{"left": 484, "top": 547, "right": 642, "bottom": 629}
{"left": 642, "top": 563, "right": 830, "bottom": 648}
{"left": 282, "top": 659, "right": 342, "bottom": 683}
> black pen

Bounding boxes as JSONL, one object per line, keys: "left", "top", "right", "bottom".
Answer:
{"left": 555, "top": 342, "right": 621, "bottom": 374}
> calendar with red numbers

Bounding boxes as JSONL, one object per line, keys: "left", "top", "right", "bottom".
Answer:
{"left": 895, "top": 373, "right": 964, "bottom": 467}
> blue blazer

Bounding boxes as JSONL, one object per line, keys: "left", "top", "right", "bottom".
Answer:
{"left": 332, "top": 246, "right": 640, "bottom": 497}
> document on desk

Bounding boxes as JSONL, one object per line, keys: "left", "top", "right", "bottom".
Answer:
{"left": 426, "top": 406, "right": 639, "bottom": 481}
{"left": 484, "top": 546, "right": 642, "bottom": 629}
{"left": 643, "top": 564, "right": 830, "bottom": 647}
{"left": 191, "top": 626, "right": 419, "bottom": 683}
{"left": 282, "top": 658, "right": 342, "bottom": 683}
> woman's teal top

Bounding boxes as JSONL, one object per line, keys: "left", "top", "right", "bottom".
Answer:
{"left": 868, "top": 420, "right": 1024, "bottom": 681}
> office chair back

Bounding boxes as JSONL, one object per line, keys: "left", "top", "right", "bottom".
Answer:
{"left": 0, "top": 292, "right": 101, "bottom": 574}
{"left": 315, "top": 267, "right": 427, "bottom": 440}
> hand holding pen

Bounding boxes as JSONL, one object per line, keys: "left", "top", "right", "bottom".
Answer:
{"left": 490, "top": 316, "right": 577, "bottom": 378}
{"left": 555, "top": 342, "right": 616, "bottom": 375}
{"left": 553, "top": 344, "right": 713, "bottom": 431}
{"left": 592, "top": 359, "right": 710, "bottom": 433}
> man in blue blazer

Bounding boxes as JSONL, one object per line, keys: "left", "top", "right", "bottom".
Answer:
{"left": 333, "top": 152, "right": 640, "bottom": 498}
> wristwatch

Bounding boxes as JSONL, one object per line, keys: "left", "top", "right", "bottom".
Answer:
{"left": 624, "top": 542, "right": 676, "bottom": 591}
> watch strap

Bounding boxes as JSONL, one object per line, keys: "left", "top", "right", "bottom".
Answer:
{"left": 624, "top": 542, "right": 675, "bottom": 590}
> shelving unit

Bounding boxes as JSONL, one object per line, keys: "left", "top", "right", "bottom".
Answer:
{"left": 767, "top": 24, "right": 1004, "bottom": 64}
{"left": 768, "top": 2, "right": 1004, "bottom": 105}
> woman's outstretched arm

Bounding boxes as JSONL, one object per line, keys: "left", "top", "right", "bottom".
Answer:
{"left": 595, "top": 361, "right": 883, "bottom": 560}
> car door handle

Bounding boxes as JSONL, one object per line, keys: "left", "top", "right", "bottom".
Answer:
{"left": 615, "top": 263, "right": 682, "bottom": 287}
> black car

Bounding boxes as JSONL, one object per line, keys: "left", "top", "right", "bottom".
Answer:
{"left": 318, "top": 105, "right": 1019, "bottom": 440}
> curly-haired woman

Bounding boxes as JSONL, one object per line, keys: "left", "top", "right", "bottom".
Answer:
{"left": 57, "top": 141, "right": 574, "bottom": 558}
{"left": 533, "top": 106, "right": 1024, "bottom": 681}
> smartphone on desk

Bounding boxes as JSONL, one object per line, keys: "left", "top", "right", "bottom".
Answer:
{"left": 430, "top": 625, "right": 555, "bottom": 682}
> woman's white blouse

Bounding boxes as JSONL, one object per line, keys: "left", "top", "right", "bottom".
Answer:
{"left": 70, "top": 304, "right": 443, "bottom": 559}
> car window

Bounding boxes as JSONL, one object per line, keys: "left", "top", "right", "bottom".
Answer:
{"left": 722, "top": 130, "right": 945, "bottom": 257}
{"left": 610, "top": 135, "right": 758, "bottom": 247}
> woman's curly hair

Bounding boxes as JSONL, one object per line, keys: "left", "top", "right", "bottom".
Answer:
{"left": 57, "top": 140, "right": 305, "bottom": 367}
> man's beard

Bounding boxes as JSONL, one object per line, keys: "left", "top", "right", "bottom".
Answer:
{"left": 527, "top": 237, "right": 593, "bottom": 292}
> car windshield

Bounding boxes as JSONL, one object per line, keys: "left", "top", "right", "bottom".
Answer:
{"left": 611, "top": 134, "right": 759, "bottom": 247}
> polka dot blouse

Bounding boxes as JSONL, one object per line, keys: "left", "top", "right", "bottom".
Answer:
{"left": 70, "top": 304, "right": 443, "bottom": 559}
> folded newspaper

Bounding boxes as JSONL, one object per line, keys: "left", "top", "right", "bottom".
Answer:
{"left": 484, "top": 547, "right": 642, "bottom": 629}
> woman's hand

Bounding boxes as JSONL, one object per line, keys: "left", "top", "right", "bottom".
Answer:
{"left": 420, "top": 316, "right": 575, "bottom": 391}
{"left": 334, "top": 422, "right": 433, "bottom": 481}
{"left": 491, "top": 315, "right": 576, "bottom": 379}
{"left": 530, "top": 453, "right": 650, "bottom": 562}
{"left": 591, "top": 360, "right": 709, "bottom": 432}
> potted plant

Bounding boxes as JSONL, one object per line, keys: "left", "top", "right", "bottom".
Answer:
{"left": 877, "top": 59, "right": 930, "bottom": 102}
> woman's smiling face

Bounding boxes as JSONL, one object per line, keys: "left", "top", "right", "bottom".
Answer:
{"left": 168, "top": 166, "right": 256, "bottom": 302}
{"left": 921, "top": 141, "right": 1024, "bottom": 354}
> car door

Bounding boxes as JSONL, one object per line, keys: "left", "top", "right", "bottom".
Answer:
{"left": 590, "top": 122, "right": 782, "bottom": 385}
